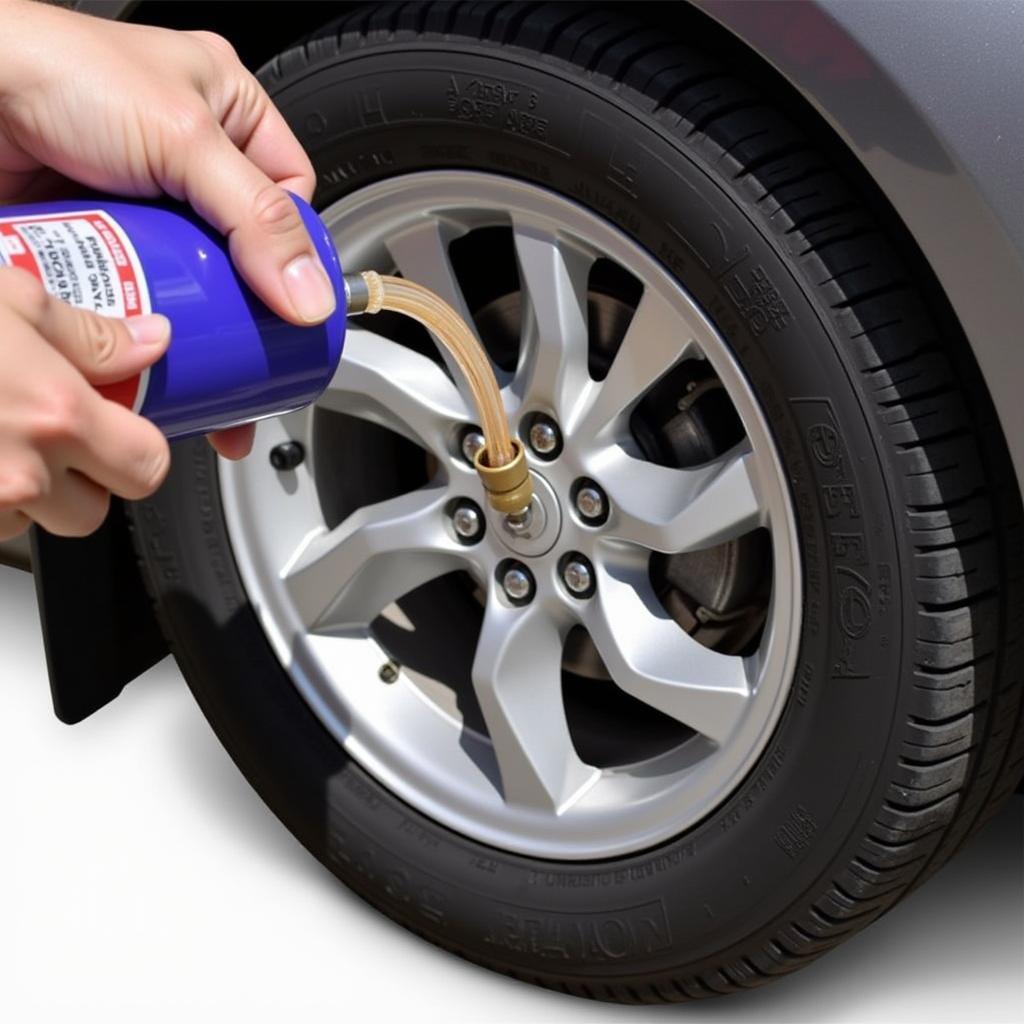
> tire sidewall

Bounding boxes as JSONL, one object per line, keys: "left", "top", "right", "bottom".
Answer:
{"left": 138, "top": 39, "right": 909, "bottom": 978}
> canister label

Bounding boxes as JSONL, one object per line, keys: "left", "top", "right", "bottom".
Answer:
{"left": 0, "top": 209, "right": 152, "bottom": 412}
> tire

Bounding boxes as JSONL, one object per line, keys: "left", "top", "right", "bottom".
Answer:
{"left": 129, "top": 2, "right": 1024, "bottom": 1002}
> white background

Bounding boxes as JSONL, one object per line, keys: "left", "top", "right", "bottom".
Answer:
{"left": 1, "top": 563, "right": 1022, "bottom": 1023}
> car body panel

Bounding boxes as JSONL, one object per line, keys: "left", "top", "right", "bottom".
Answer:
{"left": 698, "top": 0, "right": 1024, "bottom": 485}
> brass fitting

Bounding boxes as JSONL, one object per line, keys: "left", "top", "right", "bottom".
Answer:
{"left": 474, "top": 439, "right": 533, "bottom": 514}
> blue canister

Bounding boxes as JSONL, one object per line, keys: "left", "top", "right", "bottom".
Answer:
{"left": 0, "top": 193, "right": 346, "bottom": 438}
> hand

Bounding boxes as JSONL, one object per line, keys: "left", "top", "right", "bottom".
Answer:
{"left": 0, "top": 267, "right": 171, "bottom": 540}
{"left": 0, "top": 0, "right": 332, "bottom": 459}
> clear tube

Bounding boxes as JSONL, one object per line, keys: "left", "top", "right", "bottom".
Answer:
{"left": 359, "top": 271, "right": 515, "bottom": 468}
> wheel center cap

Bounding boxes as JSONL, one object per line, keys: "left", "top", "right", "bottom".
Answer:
{"left": 490, "top": 471, "right": 561, "bottom": 557}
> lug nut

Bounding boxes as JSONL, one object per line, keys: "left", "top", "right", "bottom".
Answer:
{"left": 378, "top": 659, "right": 400, "bottom": 684}
{"left": 527, "top": 417, "right": 560, "bottom": 458}
{"left": 461, "top": 429, "right": 486, "bottom": 466}
{"left": 269, "top": 440, "right": 305, "bottom": 471}
{"left": 501, "top": 564, "right": 534, "bottom": 604}
{"left": 452, "top": 501, "right": 484, "bottom": 542}
{"left": 561, "top": 555, "right": 595, "bottom": 598}
{"left": 574, "top": 482, "right": 607, "bottom": 523}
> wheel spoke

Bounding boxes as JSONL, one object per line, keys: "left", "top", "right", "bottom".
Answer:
{"left": 583, "top": 562, "right": 750, "bottom": 745}
{"left": 471, "top": 598, "right": 600, "bottom": 811}
{"left": 573, "top": 287, "right": 698, "bottom": 441}
{"left": 385, "top": 215, "right": 516, "bottom": 387}
{"left": 281, "top": 484, "right": 468, "bottom": 635}
{"left": 510, "top": 218, "right": 594, "bottom": 422}
{"left": 385, "top": 216, "right": 478, "bottom": 327}
{"left": 594, "top": 441, "right": 766, "bottom": 553}
{"left": 317, "top": 327, "right": 470, "bottom": 458}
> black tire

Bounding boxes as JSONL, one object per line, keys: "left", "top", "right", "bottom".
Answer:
{"left": 130, "top": 2, "right": 1024, "bottom": 1002}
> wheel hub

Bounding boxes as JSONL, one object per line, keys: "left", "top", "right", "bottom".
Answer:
{"left": 490, "top": 471, "right": 560, "bottom": 558}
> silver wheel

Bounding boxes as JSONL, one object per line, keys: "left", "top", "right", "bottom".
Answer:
{"left": 220, "top": 171, "right": 801, "bottom": 860}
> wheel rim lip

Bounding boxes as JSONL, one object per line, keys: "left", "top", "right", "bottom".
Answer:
{"left": 219, "top": 170, "right": 802, "bottom": 860}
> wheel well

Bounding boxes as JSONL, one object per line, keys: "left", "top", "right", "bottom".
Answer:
{"left": 121, "top": 0, "right": 1010, "bottom": 487}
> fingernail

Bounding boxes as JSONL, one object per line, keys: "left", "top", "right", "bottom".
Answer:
{"left": 283, "top": 254, "right": 337, "bottom": 324}
{"left": 125, "top": 313, "right": 171, "bottom": 346}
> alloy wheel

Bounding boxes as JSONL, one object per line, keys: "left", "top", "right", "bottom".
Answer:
{"left": 219, "top": 171, "right": 801, "bottom": 859}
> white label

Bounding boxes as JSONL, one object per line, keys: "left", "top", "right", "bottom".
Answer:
{"left": 0, "top": 209, "right": 152, "bottom": 411}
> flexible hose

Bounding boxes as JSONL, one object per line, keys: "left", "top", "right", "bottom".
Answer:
{"left": 344, "top": 271, "right": 532, "bottom": 514}
{"left": 358, "top": 271, "right": 515, "bottom": 467}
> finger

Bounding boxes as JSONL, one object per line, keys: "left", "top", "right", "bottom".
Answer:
{"left": 13, "top": 282, "right": 171, "bottom": 385}
{"left": 207, "top": 423, "right": 255, "bottom": 460}
{"left": 3, "top": 271, "right": 170, "bottom": 499}
{"left": 21, "top": 467, "right": 110, "bottom": 538}
{"left": 0, "top": 509, "right": 30, "bottom": 542}
{"left": 0, "top": 165, "right": 84, "bottom": 205}
{"left": 207, "top": 68, "right": 316, "bottom": 203}
{"left": 177, "top": 125, "right": 336, "bottom": 326}
{"left": 66, "top": 396, "right": 170, "bottom": 501}
{"left": 231, "top": 98, "right": 316, "bottom": 202}
{"left": 45, "top": 309, "right": 170, "bottom": 385}
{"left": 0, "top": 449, "right": 47, "bottom": 538}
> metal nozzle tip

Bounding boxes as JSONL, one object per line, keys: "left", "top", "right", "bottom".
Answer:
{"left": 343, "top": 273, "right": 371, "bottom": 314}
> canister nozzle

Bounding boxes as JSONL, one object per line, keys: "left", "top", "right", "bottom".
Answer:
{"left": 343, "top": 272, "right": 382, "bottom": 315}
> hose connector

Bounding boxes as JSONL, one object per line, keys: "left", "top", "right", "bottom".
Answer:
{"left": 474, "top": 439, "right": 532, "bottom": 515}
{"left": 343, "top": 272, "right": 383, "bottom": 315}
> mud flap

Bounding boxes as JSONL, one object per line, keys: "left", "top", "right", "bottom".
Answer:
{"left": 30, "top": 500, "right": 168, "bottom": 723}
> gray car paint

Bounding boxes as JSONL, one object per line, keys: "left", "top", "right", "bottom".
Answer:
{"left": 699, "top": 0, "right": 1024, "bottom": 485}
